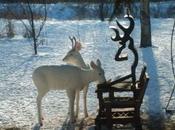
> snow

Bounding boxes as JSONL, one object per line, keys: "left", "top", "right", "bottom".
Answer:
{"left": 0, "top": 1, "right": 175, "bottom": 129}
{"left": 0, "top": 18, "right": 175, "bottom": 129}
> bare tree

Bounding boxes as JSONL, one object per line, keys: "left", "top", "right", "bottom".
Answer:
{"left": 165, "top": 17, "right": 175, "bottom": 111}
{"left": 6, "top": 19, "right": 15, "bottom": 38}
{"left": 109, "top": 0, "right": 132, "bottom": 21}
{"left": 98, "top": 0, "right": 113, "bottom": 21}
{"left": 109, "top": 0, "right": 122, "bottom": 21}
{"left": 140, "top": 0, "right": 152, "bottom": 47}
{"left": 6, "top": 0, "right": 47, "bottom": 55}
{"left": 99, "top": 0, "right": 105, "bottom": 21}
{"left": 0, "top": 4, "right": 15, "bottom": 38}
{"left": 22, "top": 0, "right": 47, "bottom": 55}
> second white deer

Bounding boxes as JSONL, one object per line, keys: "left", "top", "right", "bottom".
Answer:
{"left": 63, "top": 36, "right": 90, "bottom": 118}
{"left": 32, "top": 59, "right": 106, "bottom": 126}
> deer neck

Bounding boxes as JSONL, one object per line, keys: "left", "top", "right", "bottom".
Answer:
{"left": 81, "top": 69, "right": 96, "bottom": 85}
{"left": 76, "top": 55, "right": 88, "bottom": 69}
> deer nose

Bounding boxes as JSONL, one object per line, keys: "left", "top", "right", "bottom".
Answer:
{"left": 62, "top": 57, "right": 66, "bottom": 61}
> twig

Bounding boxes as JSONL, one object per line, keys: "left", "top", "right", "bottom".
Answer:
{"left": 165, "top": 17, "right": 175, "bottom": 111}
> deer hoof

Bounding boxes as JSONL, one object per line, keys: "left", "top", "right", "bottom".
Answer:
{"left": 40, "top": 122, "right": 43, "bottom": 127}
{"left": 69, "top": 118, "right": 76, "bottom": 124}
{"left": 85, "top": 113, "right": 88, "bottom": 118}
{"left": 75, "top": 114, "right": 78, "bottom": 119}
{"left": 39, "top": 120, "right": 43, "bottom": 127}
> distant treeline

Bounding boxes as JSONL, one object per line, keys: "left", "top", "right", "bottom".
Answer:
{"left": 0, "top": 0, "right": 172, "bottom": 4}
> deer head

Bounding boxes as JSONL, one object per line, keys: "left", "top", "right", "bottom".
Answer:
{"left": 63, "top": 36, "right": 86, "bottom": 68}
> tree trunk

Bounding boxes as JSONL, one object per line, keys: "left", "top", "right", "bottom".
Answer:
{"left": 33, "top": 34, "right": 37, "bottom": 55}
{"left": 27, "top": 0, "right": 38, "bottom": 55}
{"left": 99, "top": 0, "right": 104, "bottom": 21}
{"left": 32, "top": 21, "right": 37, "bottom": 55}
{"left": 140, "top": 0, "right": 152, "bottom": 47}
{"left": 7, "top": 20, "right": 15, "bottom": 38}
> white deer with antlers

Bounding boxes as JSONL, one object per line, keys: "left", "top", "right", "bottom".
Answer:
{"left": 63, "top": 37, "right": 90, "bottom": 118}
{"left": 32, "top": 58, "right": 106, "bottom": 126}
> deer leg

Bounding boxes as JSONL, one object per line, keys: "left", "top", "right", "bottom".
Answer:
{"left": 37, "top": 91, "right": 47, "bottom": 126}
{"left": 83, "top": 86, "right": 88, "bottom": 117}
{"left": 75, "top": 90, "right": 80, "bottom": 118}
{"left": 66, "top": 89, "right": 76, "bottom": 123}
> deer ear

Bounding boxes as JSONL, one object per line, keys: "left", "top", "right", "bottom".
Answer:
{"left": 75, "top": 42, "right": 82, "bottom": 51}
{"left": 90, "top": 61, "right": 97, "bottom": 69}
{"left": 96, "top": 59, "right": 101, "bottom": 67}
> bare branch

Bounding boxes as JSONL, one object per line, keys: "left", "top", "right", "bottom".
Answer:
{"left": 3, "top": 0, "right": 47, "bottom": 54}
{"left": 170, "top": 18, "right": 175, "bottom": 78}
{"left": 2, "top": 4, "right": 32, "bottom": 34}
{"left": 36, "top": 0, "right": 47, "bottom": 39}
{"left": 165, "top": 17, "right": 175, "bottom": 110}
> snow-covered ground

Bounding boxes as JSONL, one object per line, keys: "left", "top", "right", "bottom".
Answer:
{"left": 0, "top": 18, "right": 175, "bottom": 130}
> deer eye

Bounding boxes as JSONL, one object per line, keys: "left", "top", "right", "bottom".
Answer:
{"left": 99, "top": 73, "right": 102, "bottom": 76}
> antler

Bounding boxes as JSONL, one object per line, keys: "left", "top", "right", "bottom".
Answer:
{"left": 73, "top": 36, "right": 77, "bottom": 43}
{"left": 69, "top": 36, "right": 75, "bottom": 48}
{"left": 69, "top": 36, "right": 82, "bottom": 51}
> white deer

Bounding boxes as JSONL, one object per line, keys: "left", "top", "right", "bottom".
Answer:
{"left": 32, "top": 59, "right": 106, "bottom": 126}
{"left": 63, "top": 36, "right": 90, "bottom": 118}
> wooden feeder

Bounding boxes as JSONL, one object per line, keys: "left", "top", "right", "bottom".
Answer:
{"left": 95, "top": 12, "right": 149, "bottom": 130}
